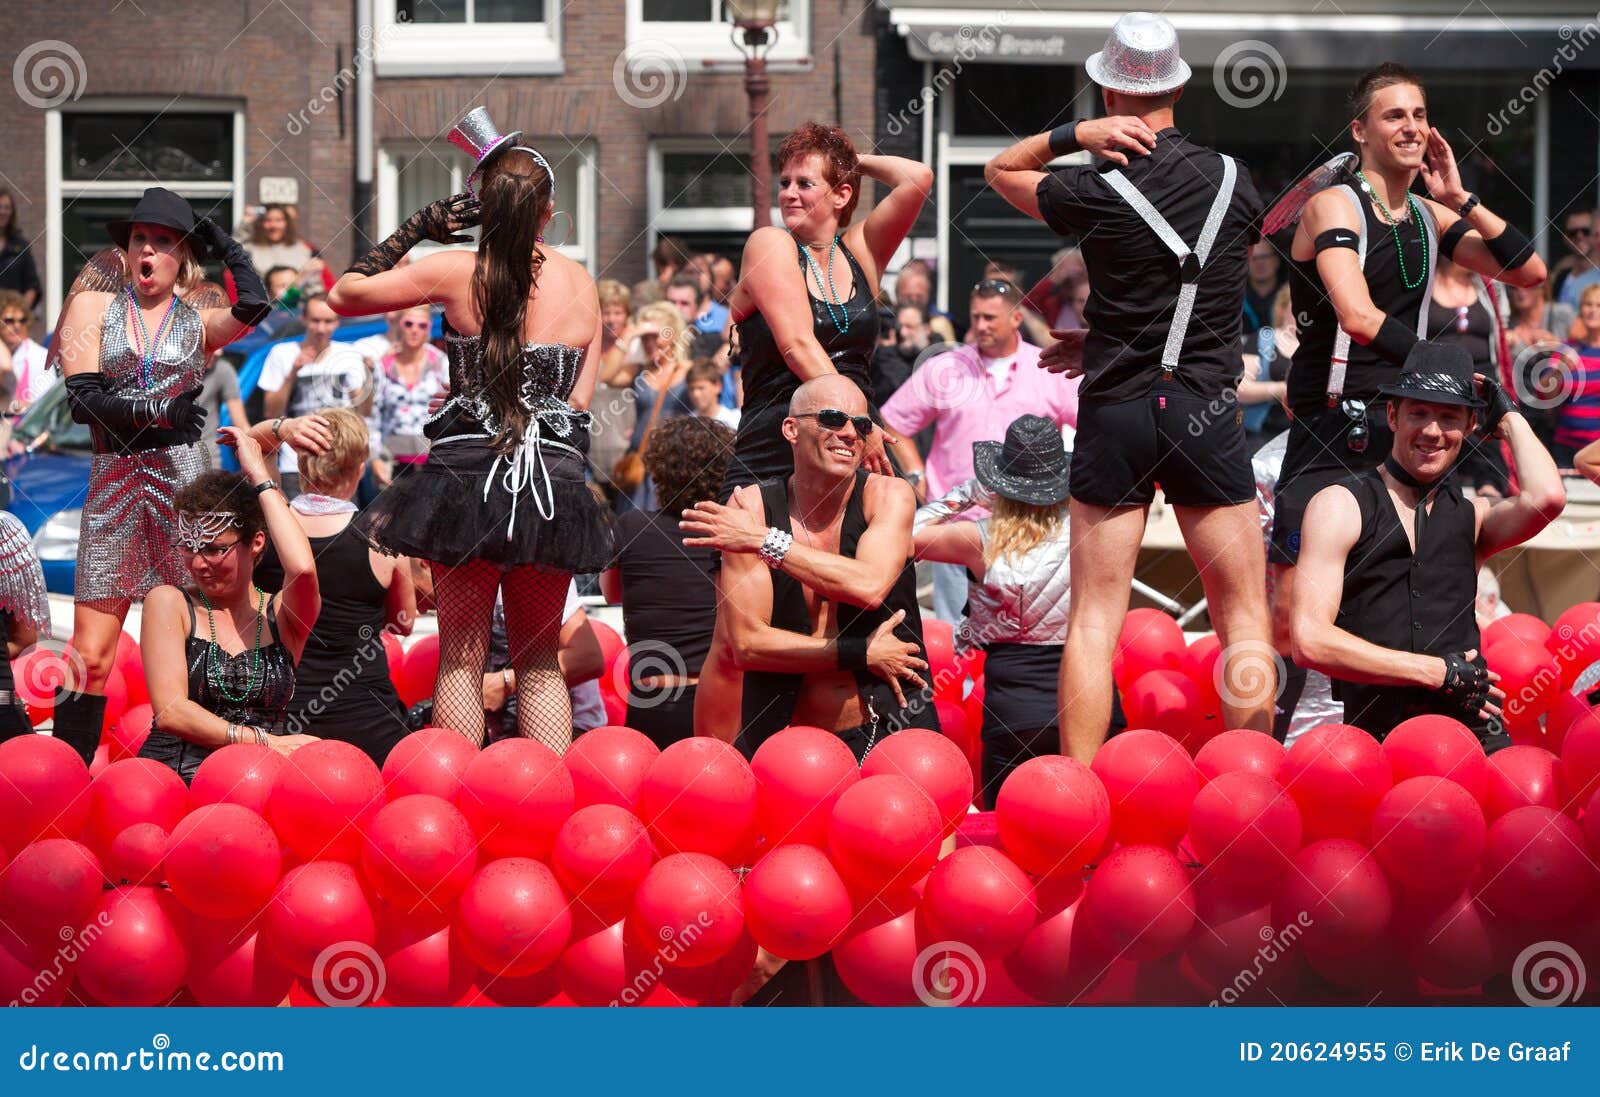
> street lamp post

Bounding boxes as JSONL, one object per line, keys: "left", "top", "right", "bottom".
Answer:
{"left": 730, "top": 0, "right": 780, "bottom": 232}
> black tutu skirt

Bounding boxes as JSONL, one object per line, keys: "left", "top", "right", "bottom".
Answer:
{"left": 354, "top": 435, "right": 613, "bottom": 571}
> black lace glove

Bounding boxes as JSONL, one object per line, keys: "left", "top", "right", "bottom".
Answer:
{"left": 346, "top": 193, "right": 480, "bottom": 277}
{"left": 1438, "top": 650, "right": 1492, "bottom": 717}
{"left": 1477, "top": 374, "right": 1518, "bottom": 439}
{"left": 66, "top": 374, "right": 205, "bottom": 439}
{"left": 193, "top": 216, "right": 272, "bottom": 326}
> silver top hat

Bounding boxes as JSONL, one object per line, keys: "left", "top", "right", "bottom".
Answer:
{"left": 1084, "top": 12, "right": 1192, "bottom": 96}
{"left": 448, "top": 107, "right": 555, "bottom": 200}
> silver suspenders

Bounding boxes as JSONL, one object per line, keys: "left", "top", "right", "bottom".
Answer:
{"left": 1101, "top": 154, "right": 1239, "bottom": 379}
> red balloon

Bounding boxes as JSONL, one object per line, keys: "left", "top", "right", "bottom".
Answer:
{"left": 557, "top": 918, "right": 633, "bottom": 1006}
{"left": 84, "top": 757, "right": 187, "bottom": 862}
{"left": 0, "top": 935, "right": 70, "bottom": 1006}
{"left": 106, "top": 822, "right": 167, "bottom": 885}
{"left": 106, "top": 703, "right": 153, "bottom": 762}
{"left": 98, "top": 666, "right": 129, "bottom": 735}
{"left": 165, "top": 803, "right": 283, "bottom": 919}
{"left": 1381, "top": 714, "right": 1489, "bottom": 802}
{"left": 395, "top": 634, "right": 440, "bottom": 707}
{"left": 1180, "top": 633, "right": 1223, "bottom": 689}
{"left": 1560, "top": 711, "right": 1600, "bottom": 812}
{"left": 1485, "top": 613, "right": 1553, "bottom": 653}
{"left": 1184, "top": 878, "right": 1302, "bottom": 1004}
{"left": 742, "top": 844, "right": 852, "bottom": 961}
{"left": 1370, "top": 777, "right": 1485, "bottom": 893}
{"left": 590, "top": 620, "right": 626, "bottom": 674}
{"left": 185, "top": 914, "right": 295, "bottom": 1007}
{"left": 1486, "top": 640, "right": 1561, "bottom": 723}
{"left": 599, "top": 685, "right": 627, "bottom": 728}
{"left": 550, "top": 805, "right": 656, "bottom": 923}
{"left": 377, "top": 905, "right": 478, "bottom": 1007}
{"left": 919, "top": 846, "right": 1037, "bottom": 959}
{"left": 862, "top": 728, "right": 972, "bottom": 837}
{"left": 262, "top": 861, "right": 378, "bottom": 978}
{"left": 1189, "top": 772, "right": 1301, "bottom": 885}
{"left": 628, "top": 852, "right": 744, "bottom": 968}
{"left": 1585, "top": 786, "right": 1600, "bottom": 860}
{"left": 1275, "top": 839, "right": 1393, "bottom": 956}
{"left": 1543, "top": 690, "right": 1590, "bottom": 755}
{"left": 831, "top": 891, "right": 922, "bottom": 1006}
{"left": 995, "top": 755, "right": 1109, "bottom": 877}
{"left": 0, "top": 734, "right": 90, "bottom": 849}
{"left": 12, "top": 647, "right": 72, "bottom": 726}
{"left": 1114, "top": 608, "right": 1186, "bottom": 692}
{"left": 1002, "top": 876, "right": 1114, "bottom": 1005}
{"left": 455, "top": 738, "right": 573, "bottom": 862}
{"left": 751, "top": 726, "right": 859, "bottom": 847}
{"left": 0, "top": 839, "right": 103, "bottom": 947}
{"left": 456, "top": 858, "right": 571, "bottom": 977}
{"left": 564, "top": 725, "right": 660, "bottom": 811}
{"left": 1484, "top": 745, "right": 1562, "bottom": 819}
{"left": 189, "top": 743, "right": 285, "bottom": 816}
{"left": 1081, "top": 845, "right": 1195, "bottom": 962}
{"left": 657, "top": 926, "right": 759, "bottom": 1005}
{"left": 827, "top": 774, "right": 942, "bottom": 895}
{"left": 268, "top": 740, "right": 386, "bottom": 864}
{"left": 381, "top": 727, "right": 478, "bottom": 802}
{"left": 922, "top": 618, "right": 959, "bottom": 698}
{"left": 637, "top": 737, "right": 757, "bottom": 864}
{"left": 361, "top": 794, "right": 478, "bottom": 912}
{"left": 89, "top": 742, "right": 111, "bottom": 778}
{"left": 1304, "top": 931, "right": 1416, "bottom": 999}
{"left": 1277, "top": 723, "right": 1393, "bottom": 843}
{"left": 1123, "top": 669, "right": 1217, "bottom": 753}
{"left": 1195, "top": 728, "right": 1286, "bottom": 783}
{"left": 934, "top": 698, "right": 971, "bottom": 750}
{"left": 75, "top": 886, "right": 187, "bottom": 1006}
{"left": 116, "top": 632, "right": 148, "bottom": 710}
{"left": 1478, "top": 806, "right": 1592, "bottom": 923}
{"left": 1091, "top": 729, "right": 1199, "bottom": 848}
{"left": 1546, "top": 601, "right": 1600, "bottom": 683}
{"left": 1405, "top": 890, "right": 1500, "bottom": 990}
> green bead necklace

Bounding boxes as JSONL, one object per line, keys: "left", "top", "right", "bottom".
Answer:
{"left": 1355, "top": 169, "right": 1428, "bottom": 292}
{"left": 198, "top": 586, "right": 266, "bottom": 704}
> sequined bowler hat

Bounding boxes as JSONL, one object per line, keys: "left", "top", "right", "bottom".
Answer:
{"left": 449, "top": 107, "right": 525, "bottom": 186}
{"left": 1377, "top": 341, "right": 1486, "bottom": 408}
{"left": 1084, "top": 12, "right": 1192, "bottom": 96}
{"left": 973, "top": 415, "right": 1073, "bottom": 507}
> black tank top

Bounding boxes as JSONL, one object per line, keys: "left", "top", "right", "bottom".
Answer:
{"left": 738, "top": 470, "right": 939, "bottom": 751}
{"left": 1331, "top": 467, "right": 1486, "bottom": 741}
{"left": 1287, "top": 189, "right": 1431, "bottom": 416}
{"left": 154, "top": 595, "right": 297, "bottom": 735}
{"left": 735, "top": 241, "right": 879, "bottom": 414}
{"left": 1427, "top": 295, "right": 1494, "bottom": 371}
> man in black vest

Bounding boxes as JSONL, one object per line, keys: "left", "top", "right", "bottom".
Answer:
{"left": 680, "top": 374, "right": 937, "bottom": 760}
{"left": 1290, "top": 342, "right": 1564, "bottom": 747}
{"left": 986, "top": 12, "right": 1273, "bottom": 759}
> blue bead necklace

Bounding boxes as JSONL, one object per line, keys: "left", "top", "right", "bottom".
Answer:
{"left": 797, "top": 234, "right": 851, "bottom": 334}
{"left": 126, "top": 285, "right": 180, "bottom": 388}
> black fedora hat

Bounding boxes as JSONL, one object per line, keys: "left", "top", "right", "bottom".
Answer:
{"left": 973, "top": 415, "right": 1072, "bottom": 507}
{"left": 105, "top": 187, "right": 207, "bottom": 259}
{"left": 1377, "top": 340, "right": 1485, "bottom": 408}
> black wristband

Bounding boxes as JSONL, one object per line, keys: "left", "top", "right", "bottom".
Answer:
{"left": 1370, "top": 315, "right": 1421, "bottom": 366}
{"left": 1047, "top": 121, "right": 1082, "bottom": 157}
{"left": 1483, "top": 223, "right": 1536, "bottom": 271}
{"left": 1457, "top": 193, "right": 1481, "bottom": 217}
{"left": 837, "top": 634, "right": 869, "bottom": 672}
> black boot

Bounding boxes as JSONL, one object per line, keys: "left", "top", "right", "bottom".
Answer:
{"left": 0, "top": 699, "right": 35, "bottom": 744}
{"left": 51, "top": 688, "right": 106, "bottom": 766}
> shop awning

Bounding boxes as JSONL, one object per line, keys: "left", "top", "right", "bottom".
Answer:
{"left": 883, "top": 3, "right": 1600, "bottom": 69}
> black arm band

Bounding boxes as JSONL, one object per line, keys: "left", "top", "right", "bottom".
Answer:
{"left": 1369, "top": 315, "right": 1421, "bottom": 366}
{"left": 1047, "top": 121, "right": 1082, "bottom": 157}
{"left": 64, "top": 372, "right": 172, "bottom": 430}
{"left": 1483, "top": 223, "right": 1537, "bottom": 271}
{"left": 1439, "top": 218, "right": 1472, "bottom": 261}
{"left": 1313, "top": 228, "right": 1360, "bottom": 254}
{"left": 837, "top": 634, "right": 870, "bottom": 673}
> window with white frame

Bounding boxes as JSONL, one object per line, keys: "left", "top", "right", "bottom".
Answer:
{"left": 648, "top": 140, "right": 778, "bottom": 261}
{"left": 378, "top": 140, "right": 595, "bottom": 270}
{"left": 627, "top": 0, "right": 809, "bottom": 68}
{"left": 375, "top": 0, "right": 561, "bottom": 77}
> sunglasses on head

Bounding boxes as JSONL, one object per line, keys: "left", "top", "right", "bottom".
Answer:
{"left": 974, "top": 278, "right": 1019, "bottom": 297}
{"left": 795, "top": 409, "right": 874, "bottom": 436}
{"left": 1570, "top": 226, "right": 1594, "bottom": 237}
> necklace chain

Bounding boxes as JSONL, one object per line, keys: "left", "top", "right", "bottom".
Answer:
{"left": 796, "top": 233, "right": 850, "bottom": 335}
{"left": 126, "top": 286, "right": 180, "bottom": 389}
{"left": 198, "top": 586, "right": 266, "bottom": 705}
{"left": 1355, "top": 169, "right": 1429, "bottom": 292}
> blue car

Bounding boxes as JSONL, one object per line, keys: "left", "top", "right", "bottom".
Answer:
{"left": 5, "top": 316, "right": 409, "bottom": 594}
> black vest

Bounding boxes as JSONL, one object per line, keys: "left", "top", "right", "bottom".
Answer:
{"left": 738, "top": 470, "right": 940, "bottom": 753}
{"left": 1333, "top": 466, "right": 1487, "bottom": 740}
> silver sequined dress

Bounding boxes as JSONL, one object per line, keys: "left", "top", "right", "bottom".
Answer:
{"left": 76, "top": 291, "right": 209, "bottom": 605}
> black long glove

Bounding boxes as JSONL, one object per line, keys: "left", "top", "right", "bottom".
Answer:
{"left": 65, "top": 373, "right": 206, "bottom": 442}
{"left": 193, "top": 217, "right": 271, "bottom": 326}
{"left": 346, "top": 193, "right": 479, "bottom": 277}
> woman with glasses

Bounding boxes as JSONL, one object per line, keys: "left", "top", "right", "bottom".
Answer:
{"left": 0, "top": 291, "right": 48, "bottom": 415}
{"left": 1426, "top": 256, "right": 1510, "bottom": 496}
{"left": 138, "top": 426, "right": 322, "bottom": 782}
{"left": 372, "top": 304, "right": 447, "bottom": 486}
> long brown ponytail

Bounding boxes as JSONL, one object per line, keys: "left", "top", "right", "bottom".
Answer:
{"left": 470, "top": 147, "right": 554, "bottom": 455}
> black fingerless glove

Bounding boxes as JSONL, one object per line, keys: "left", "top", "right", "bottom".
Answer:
{"left": 1438, "top": 650, "right": 1491, "bottom": 716}
{"left": 346, "top": 193, "right": 479, "bottom": 276}
{"left": 66, "top": 373, "right": 204, "bottom": 438}
{"left": 195, "top": 217, "right": 272, "bottom": 326}
{"left": 1477, "top": 374, "right": 1518, "bottom": 438}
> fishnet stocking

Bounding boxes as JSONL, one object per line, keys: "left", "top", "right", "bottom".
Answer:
{"left": 502, "top": 567, "right": 573, "bottom": 754}
{"left": 431, "top": 559, "right": 501, "bottom": 748}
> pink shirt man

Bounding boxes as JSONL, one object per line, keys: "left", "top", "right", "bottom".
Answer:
{"left": 881, "top": 340, "right": 1079, "bottom": 499}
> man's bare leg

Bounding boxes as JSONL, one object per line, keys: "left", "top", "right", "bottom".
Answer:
{"left": 1059, "top": 499, "right": 1148, "bottom": 763}
{"left": 1269, "top": 562, "right": 1295, "bottom": 655}
{"left": 1174, "top": 501, "right": 1275, "bottom": 732}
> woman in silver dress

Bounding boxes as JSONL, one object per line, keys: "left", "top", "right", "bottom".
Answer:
{"left": 329, "top": 108, "right": 611, "bottom": 753}
{"left": 49, "top": 187, "right": 321, "bottom": 763}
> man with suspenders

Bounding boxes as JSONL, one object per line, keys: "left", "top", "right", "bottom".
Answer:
{"left": 987, "top": 12, "right": 1274, "bottom": 760}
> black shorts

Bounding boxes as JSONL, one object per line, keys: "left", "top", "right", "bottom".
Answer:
{"left": 1269, "top": 408, "right": 1392, "bottom": 565}
{"left": 1069, "top": 383, "right": 1255, "bottom": 508}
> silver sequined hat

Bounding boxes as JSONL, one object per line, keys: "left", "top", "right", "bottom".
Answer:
{"left": 449, "top": 107, "right": 525, "bottom": 183}
{"left": 1084, "top": 12, "right": 1192, "bottom": 96}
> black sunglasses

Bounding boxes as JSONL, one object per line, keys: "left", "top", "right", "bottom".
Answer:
{"left": 973, "top": 278, "right": 1020, "bottom": 297}
{"left": 1340, "top": 398, "right": 1369, "bottom": 454}
{"left": 1569, "top": 226, "right": 1594, "bottom": 237}
{"left": 795, "top": 409, "right": 875, "bottom": 436}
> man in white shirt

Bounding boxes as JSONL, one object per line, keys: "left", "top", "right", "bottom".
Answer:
{"left": 0, "top": 292, "right": 51, "bottom": 412}
{"left": 257, "top": 293, "right": 373, "bottom": 496}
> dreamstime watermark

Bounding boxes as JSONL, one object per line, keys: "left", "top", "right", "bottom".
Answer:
{"left": 311, "top": 941, "right": 386, "bottom": 1007}
{"left": 16, "top": 1034, "right": 284, "bottom": 1073}
{"left": 1212, "top": 40, "right": 1286, "bottom": 110}
{"left": 1502, "top": 613, "right": 1600, "bottom": 723}
{"left": 1511, "top": 341, "right": 1583, "bottom": 411}
{"left": 1214, "top": 640, "right": 1287, "bottom": 710}
{"left": 884, "top": 13, "right": 1013, "bottom": 139}
{"left": 1208, "top": 911, "right": 1313, "bottom": 1006}
{"left": 608, "top": 639, "right": 691, "bottom": 711}
{"left": 609, "top": 911, "right": 715, "bottom": 1006}
{"left": 13, "top": 40, "right": 86, "bottom": 109}
{"left": 1485, "top": 20, "right": 1600, "bottom": 136}
{"left": 913, "top": 940, "right": 986, "bottom": 1006}
{"left": 613, "top": 40, "right": 689, "bottom": 110}
{"left": 11, "top": 643, "right": 87, "bottom": 711}
{"left": 7, "top": 912, "right": 114, "bottom": 1007}
{"left": 1512, "top": 940, "right": 1586, "bottom": 1006}
{"left": 285, "top": 18, "right": 408, "bottom": 135}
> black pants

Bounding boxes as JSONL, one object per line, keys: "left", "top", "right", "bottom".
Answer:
{"left": 0, "top": 701, "right": 32, "bottom": 742}
{"left": 980, "top": 724, "right": 1058, "bottom": 811}
{"left": 623, "top": 685, "right": 697, "bottom": 751}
